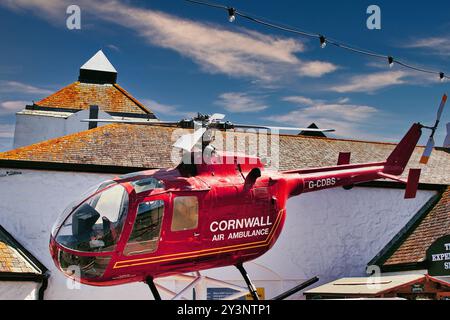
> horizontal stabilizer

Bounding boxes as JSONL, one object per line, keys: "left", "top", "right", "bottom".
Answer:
{"left": 405, "top": 169, "right": 421, "bottom": 199}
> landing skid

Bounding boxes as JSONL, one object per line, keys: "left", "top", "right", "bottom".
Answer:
{"left": 146, "top": 271, "right": 251, "bottom": 300}
{"left": 236, "top": 263, "right": 259, "bottom": 300}
{"left": 145, "top": 263, "right": 319, "bottom": 300}
{"left": 146, "top": 276, "right": 162, "bottom": 300}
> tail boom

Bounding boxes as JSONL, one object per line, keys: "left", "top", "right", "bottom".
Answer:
{"left": 285, "top": 123, "right": 424, "bottom": 199}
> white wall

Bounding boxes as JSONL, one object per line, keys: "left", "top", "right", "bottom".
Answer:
{"left": 64, "top": 109, "right": 112, "bottom": 135}
{"left": 14, "top": 114, "right": 66, "bottom": 148}
{"left": 13, "top": 110, "right": 113, "bottom": 148}
{"left": 258, "top": 187, "right": 435, "bottom": 294}
{"left": 0, "top": 282, "right": 39, "bottom": 300}
{"left": 0, "top": 168, "right": 436, "bottom": 299}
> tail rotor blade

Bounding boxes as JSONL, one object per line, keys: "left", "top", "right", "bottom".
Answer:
{"left": 420, "top": 94, "right": 447, "bottom": 164}
{"left": 173, "top": 127, "right": 207, "bottom": 152}
{"left": 420, "top": 137, "right": 435, "bottom": 165}
{"left": 436, "top": 94, "right": 447, "bottom": 122}
{"left": 444, "top": 123, "right": 450, "bottom": 148}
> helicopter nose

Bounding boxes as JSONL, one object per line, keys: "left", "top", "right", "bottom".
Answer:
{"left": 50, "top": 235, "right": 112, "bottom": 284}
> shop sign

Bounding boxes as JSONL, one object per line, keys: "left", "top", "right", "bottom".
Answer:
{"left": 426, "top": 235, "right": 450, "bottom": 276}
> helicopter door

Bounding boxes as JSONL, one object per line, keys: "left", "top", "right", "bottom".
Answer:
{"left": 168, "top": 194, "right": 202, "bottom": 254}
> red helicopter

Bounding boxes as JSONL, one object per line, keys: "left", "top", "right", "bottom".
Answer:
{"left": 49, "top": 95, "right": 448, "bottom": 300}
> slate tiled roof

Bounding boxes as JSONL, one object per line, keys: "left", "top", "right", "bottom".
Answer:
{"left": 0, "top": 225, "right": 41, "bottom": 274}
{"left": 377, "top": 187, "right": 450, "bottom": 267}
{"left": 34, "top": 82, "right": 154, "bottom": 116}
{"left": 0, "top": 124, "right": 449, "bottom": 185}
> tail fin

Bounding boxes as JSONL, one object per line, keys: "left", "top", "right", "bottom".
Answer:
{"left": 384, "top": 123, "right": 422, "bottom": 175}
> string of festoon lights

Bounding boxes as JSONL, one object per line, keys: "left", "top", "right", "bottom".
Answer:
{"left": 185, "top": 0, "right": 449, "bottom": 81}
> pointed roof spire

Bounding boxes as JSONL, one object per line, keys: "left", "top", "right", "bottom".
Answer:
{"left": 79, "top": 50, "right": 117, "bottom": 84}
{"left": 81, "top": 50, "right": 117, "bottom": 73}
{"left": 299, "top": 123, "right": 327, "bottom": 138}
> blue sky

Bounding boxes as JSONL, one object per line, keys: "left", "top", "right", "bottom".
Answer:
{"left": 0, "top": 0, "right": 449, "bottom": 151}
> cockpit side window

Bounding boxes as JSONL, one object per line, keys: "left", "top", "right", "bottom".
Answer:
{"left": 123, "top": 200, "right": 164, "bottom": 256}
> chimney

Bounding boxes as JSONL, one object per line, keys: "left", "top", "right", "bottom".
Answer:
{"left": 88, "top": 105, "right": 99, "bottom": 129}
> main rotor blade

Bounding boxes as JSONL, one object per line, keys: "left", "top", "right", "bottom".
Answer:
{"left": 210, "top": 113, "right": 226, "bottom": 121}
{"left": 420, "top": 137, "right": 435, "bottom": 165}
{"left": 81, "top": 119, "right": 180, "bottom": 127}
{"left": 436, "top": 94, "right": 447, "bottom": 122}
{"left": 233, "top": 124, "right": 335, "bottom": 132}
{"left": 444, "top": 123, "right": 450, "bottom": 148}
{"left": 173, "top": 127, "right": 207, "bottom": 152}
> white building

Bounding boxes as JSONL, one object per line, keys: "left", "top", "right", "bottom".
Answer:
{"left": 0, "top": 122, "right": 448, "bottom": 300}
{"left": 13, "top": 50, "right": 157, "bottom": 149}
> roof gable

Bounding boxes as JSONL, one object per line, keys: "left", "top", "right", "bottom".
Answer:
{"left": 34, "top": 82, "right": 156, "bottom": 116}
{"left": 0, "top": 225, "right": 45, "bottom": 275}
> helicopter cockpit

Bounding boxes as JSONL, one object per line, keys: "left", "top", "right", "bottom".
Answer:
{"left": 52, "top": 182, "right": 129, "bottom": 253}
{"left": 50, "top": 175, "right": 167, "bottom": 282}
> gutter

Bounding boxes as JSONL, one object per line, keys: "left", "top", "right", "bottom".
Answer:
{"left": 0, "top": 271, "right": 50, "bottom": 300}
{"left": 0, "top": 225, "right": 51, "bottom": 300}
{"left": 0, "top": 159, "right": 152, "bottom": 174}
{"left": 38, "top": 271, "right": 50, "bottom": 300}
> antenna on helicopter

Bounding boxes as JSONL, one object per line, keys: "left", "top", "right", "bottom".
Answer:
{"left": 82, "top": 113, "right": 335, "bottom": 153}
{"left": 443, "top": 122, "right": 450, "bottom": 149}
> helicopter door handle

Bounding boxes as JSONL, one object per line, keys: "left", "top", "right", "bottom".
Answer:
{"left": 193, "top": 232, "right": 200, "bottom": 237}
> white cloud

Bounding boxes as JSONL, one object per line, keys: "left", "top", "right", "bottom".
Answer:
{"left": 0, "top": 100, "right": 28, "bottom": 115}
{"left": 0, "top": 0, "right": 67, "bottom": 18}
{"left": 142, "top": 99, "right": 194, "bottom": 119}
{"left": 89, "top": 1, "right": 305, "bottom": 82}
{"left": 0, "top": 81, "right": 53, "bottom": 95}
{"left": 298, "top": 61, "right": 338, "bottom": 78}
{"left": 272, "top": 96, "right": 380, "bottom": 139}
{"left": 403, "top": 36, "right": 450, "bottom": 56}
{"left": 0, "top": 138, "right": 13, "bottom": 152}
{"left": 106, "top": 44, "right": 120, "bottom": 52}
{"left": 0, "top": 124, "right": 15, "bottom": 139}
{"left": 0, "top": 124, "right": 15, "bottom": 152}
{"left": 216, "top": 92, "right": 268, "bottom": 113}
{"left": 282, "top": 96, "right": 315, "bottom": 106}
{"left": 330, "top": 71, "right": 408, "bottom": 93}
{"left": 0, "top": 0, "right": 338, "bottom": 83}
{"left": 337, "top": 97, "right": 350, "bottom": 104}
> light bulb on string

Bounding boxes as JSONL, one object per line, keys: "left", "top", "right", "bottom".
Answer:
{"left": 388, "top": 56, "right": 394, "bottom": 68}
{"left": 319, "top": 35, "right": 327, "bottom": 49}
{"left": 228, "top": 7, "right": 236, "bottom": 23}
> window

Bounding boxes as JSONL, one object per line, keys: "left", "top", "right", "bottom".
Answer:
{"left": 171, "top": 196, "right": 198, "bottom": 231}
{"left": 119, "top": 171, "right": 146, "bottom": 179}
{"left": 131, "top": 177, "right": 164, "bottom": 194}
{"left": 123, "top": 200, "right": 164, "bottom": 255}
{"left": 58, "top": 250, "right": 111, "bottom": 279}
{"left": 55, "top": 184, "right": 128, "bottom": 253}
